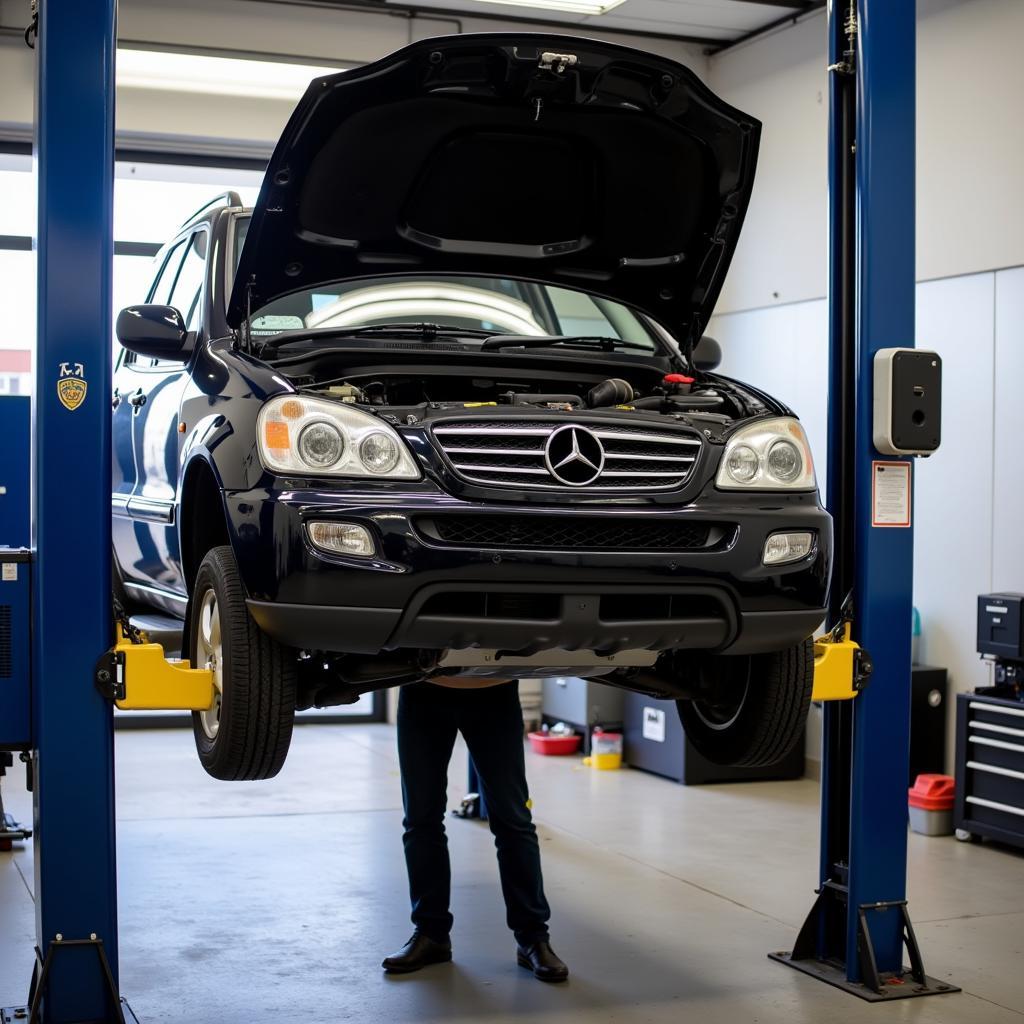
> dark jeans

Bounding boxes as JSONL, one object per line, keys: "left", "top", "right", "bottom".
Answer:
{"left": 397, "top": 680, "right": 551, "bottom": 946}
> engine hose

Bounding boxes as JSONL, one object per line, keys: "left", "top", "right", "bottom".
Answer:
{"left": 587, "top": 378, "right": 635, "bottom": 408}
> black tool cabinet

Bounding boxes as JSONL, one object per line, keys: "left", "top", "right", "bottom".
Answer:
{"left": 954, "top": 691, "right": 1024, "bottom": 849}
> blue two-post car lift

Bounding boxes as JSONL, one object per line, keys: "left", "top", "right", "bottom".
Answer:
{"left": 2, "top": 0, "right": 127, "bottom": 1021}
{"left": 768, "top": 0, "right": 956, "bottom": 1001}
{"left": 0, "top": 0, "right": 959, "bottom": 1019}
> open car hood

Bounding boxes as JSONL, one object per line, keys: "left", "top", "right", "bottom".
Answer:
{"left": 227, "top": 33, "right": 760, "bottom": 346}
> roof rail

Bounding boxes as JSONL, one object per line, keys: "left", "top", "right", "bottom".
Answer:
{"left": 179, "top": 191, "right": 244, "bottom": 228}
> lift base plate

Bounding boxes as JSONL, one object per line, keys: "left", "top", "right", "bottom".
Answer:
{"left": 768, "top": 953, "right": 960, "bottom": 1001}
{"left": 3, "top": 1004, "right": 139, "bottom": 1024}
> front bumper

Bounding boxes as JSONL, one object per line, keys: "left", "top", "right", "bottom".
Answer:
{"left": 228, "top": 485, "right": 831, "bottom": 657}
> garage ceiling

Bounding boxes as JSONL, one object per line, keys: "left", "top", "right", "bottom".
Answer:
{"left": 373, "top": 0, "right": 823, "bottom": 48}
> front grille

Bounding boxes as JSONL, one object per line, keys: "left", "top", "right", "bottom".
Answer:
{"left": 431, "top": 419, "right": 703, "bottom": 491}
{"left": 419, "top": 516, "right": 730, "bottom": 551}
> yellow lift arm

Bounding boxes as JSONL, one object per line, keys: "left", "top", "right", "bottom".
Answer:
{"left": 811, "top": 621, "right": 872, "bottom": 702}
{"left": 94, "top": 625, "right": 215, "bottom": 711}
{"left": 95, "top": 622, "right": 862, "bottom": 712}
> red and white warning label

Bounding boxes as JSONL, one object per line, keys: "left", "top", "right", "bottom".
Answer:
{"left": 871, "top": 461, "right": 912, "bottom": 528}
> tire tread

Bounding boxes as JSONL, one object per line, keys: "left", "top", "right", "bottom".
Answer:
{"left": 192, "top": 546, "right": 296, "bottom": 780}
{"left": 677, "top": 637, "right": 815, "bottom": 769}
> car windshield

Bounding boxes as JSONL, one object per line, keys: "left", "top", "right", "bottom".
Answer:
{"left": 233, "top": 217, "right": 665, "bottom": 353}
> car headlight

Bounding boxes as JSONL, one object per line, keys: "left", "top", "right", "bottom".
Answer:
{"left": 716, "top": 417, "right": 817, "bottom": 491}
{"left": 257, "top": 395, "right": 420, "bottom": 479}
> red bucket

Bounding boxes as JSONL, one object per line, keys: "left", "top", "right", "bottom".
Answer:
{"left": 528, "top": 731, "right": 582, "bottom": 756}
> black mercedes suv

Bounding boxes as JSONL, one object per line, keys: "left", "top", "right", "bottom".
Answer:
{"left": 112, "top": 33, "right": 831, "bottom": 781}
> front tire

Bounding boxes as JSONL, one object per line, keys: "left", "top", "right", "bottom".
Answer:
{"left": 190, "top": 545, "right": 297, "bottom": 781}
{"left": 676, "top": 638, "right": 814, "bottom": 768}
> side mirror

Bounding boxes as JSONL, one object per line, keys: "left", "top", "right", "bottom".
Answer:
{"left": 116, "top": 305, "right": 193, "bottom": 361}
{"left": 693, "top": 335, "right": 721, "bottom": 371}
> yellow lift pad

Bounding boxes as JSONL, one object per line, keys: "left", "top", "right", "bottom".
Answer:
{"left": 106, "top": 625, "right": 215, "bottom": 711}
{"left": 811, "top": 622, "right": 864, "bottom": 702}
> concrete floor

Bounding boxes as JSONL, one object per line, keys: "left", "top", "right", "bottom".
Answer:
{"left": 2, "top": 723, "right": 1022, "bottom": 1023}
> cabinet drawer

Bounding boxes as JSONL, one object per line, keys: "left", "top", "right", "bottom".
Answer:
{"left": 965, "top": 759, "right": 1024, "bottom": 807}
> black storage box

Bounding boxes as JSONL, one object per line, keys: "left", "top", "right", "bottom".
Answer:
{"left": 910, "top": 665, "right": 948, "bottom": 784}
{"left": 622, "top": 691, "right": 803, "bottom": 784}
{"left": 977, "top": 593, "right": 1024, "bottom": 661}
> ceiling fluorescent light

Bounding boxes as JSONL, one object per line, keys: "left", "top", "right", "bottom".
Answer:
{"left": 462, "top": 0, "right": 628, "bottom": 15}
{"left": 116, "top": 49, "right": 344, "bottom": 102}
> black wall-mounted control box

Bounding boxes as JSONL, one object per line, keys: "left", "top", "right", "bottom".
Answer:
{"left": 977, "top": 593, "right": 1024, "bottom": 661}
{"left": 873, "top": 348, "right": 942, "bottom": 456}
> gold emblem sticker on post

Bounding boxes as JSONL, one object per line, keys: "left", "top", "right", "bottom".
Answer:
{"left": 57, "top": 361, "right": 88, "bottom": 411}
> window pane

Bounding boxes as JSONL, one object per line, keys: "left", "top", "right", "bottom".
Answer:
{"left": 113, "top": 253, "right": 159, "bottom": 366}
{"left": 114, "top": 162, "right": 261, "bottom": 244}
{"left": 0, "top": 249, "right": 34, "bottom": 395}
{"left": 0, "top": 155, "right": 35, "bottom": 236}
{"left": 150, "top": 240, "right": 187, "bottom": 305}
{"left": 113, "top": 253, "right": 161, "bottom": 314}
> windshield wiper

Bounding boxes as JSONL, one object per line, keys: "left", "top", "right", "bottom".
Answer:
{"left": 338, "top": 323, "right": 495, "bottom": 339}
{"left": 480, "top": 334, "right": 653, "bottom": 353}
{"left": 256, "top": 322, "right": 496, "bottom": 356}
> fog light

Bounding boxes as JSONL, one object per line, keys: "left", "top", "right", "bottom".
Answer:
{"left": 763, "top": 531, "right": 814, "bottom": 566}
{"left": 308, "top": 521, "right": 375, "bottom": 558}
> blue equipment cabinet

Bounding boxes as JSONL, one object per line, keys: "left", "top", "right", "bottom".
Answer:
{"left": 0, "top": 397, "right": 31, "bottom": 750}
{"left": 0, "top": 548, "right": 31, "bottom": 750}
{"left": 0, "top": 397, "right": 30, "bottom": 549}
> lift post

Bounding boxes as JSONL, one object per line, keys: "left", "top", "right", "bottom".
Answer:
{"left": 770, "top": 0, "right": 957, "bottom": 1000}
{"left": 12, "top": 0, "right": 130, "bottom": 1021}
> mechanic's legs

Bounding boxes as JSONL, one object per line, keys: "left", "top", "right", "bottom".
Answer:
{"left": 397, "top": 683, "right": 459, "bottom": 943}
{"left": 460, "top": 682, "right": 552, "bottom": 946}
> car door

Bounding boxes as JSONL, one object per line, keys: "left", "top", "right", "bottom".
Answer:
{"left": 125, "top": 228, "right": 209, "bottom": 606}
{"left": 112, "top": 236, "right": 188, "bottom": 598}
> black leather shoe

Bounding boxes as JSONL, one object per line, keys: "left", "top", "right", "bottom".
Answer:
{"left": 382, "top": 932, "right": 453, "bottom": 974}
{"left": 517, "top": 939, "right": 569, "bottom": 982}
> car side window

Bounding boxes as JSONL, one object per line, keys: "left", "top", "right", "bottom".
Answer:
{"left": 121, "top": 239, "right": 188, "bottom": 369}
{"left": 148, "top": 238, "right": 188, "bottom": 306}
{"left": 167, "top": 230, "right": 208, "bottom": 333}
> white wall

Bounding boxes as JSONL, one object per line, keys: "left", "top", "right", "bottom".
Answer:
{"left": 708, "top": 0, "right": 1024, "bottom": 314}
{"left": 707, "top": 13, "right": 829, "bottom": 313}
{"left": 992, "top": 269, "right": 1024, "bottom": 589}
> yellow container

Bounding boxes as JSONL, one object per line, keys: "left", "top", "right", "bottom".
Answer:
{"left": 590, "top": 729, "right": 623, "bottom": 770}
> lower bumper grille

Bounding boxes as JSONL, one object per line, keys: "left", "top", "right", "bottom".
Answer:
{"left": 417, "top": 515, "right": 731, "bottom": 551}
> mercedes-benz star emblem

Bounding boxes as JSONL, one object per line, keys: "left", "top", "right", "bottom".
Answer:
{"left": 544, "top": 425, "right": 605, "bottom": 486}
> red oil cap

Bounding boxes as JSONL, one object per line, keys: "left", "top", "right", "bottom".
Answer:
{"left": 663, "top": 373, "right": 695, "bottom": 385}
{"left": 908, "top": 774, "right": 955, "bottom": 811}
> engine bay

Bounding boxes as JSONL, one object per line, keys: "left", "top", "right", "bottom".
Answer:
{"left": 273, "top": 352, "right": 760, "bottom": 432}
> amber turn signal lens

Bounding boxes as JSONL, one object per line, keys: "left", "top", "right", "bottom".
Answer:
{"left": 280, "top": 399, "right": 304, "bottom": 419}
{"left": 264, "top": 421, "right": 290, "bottom": 449}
